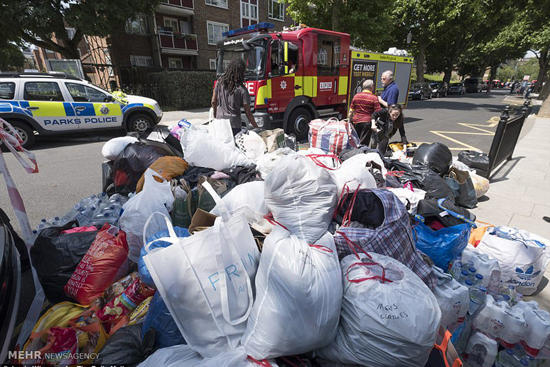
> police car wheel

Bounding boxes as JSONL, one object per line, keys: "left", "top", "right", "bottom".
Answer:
{"left": 9, "top": 120, "right": 35, "bottom": 149}
{"left": 287, "top": 107, "right": 312, "bottom": 141}
{"left": 128, "top": 113, "right": 154, "bottom": 133}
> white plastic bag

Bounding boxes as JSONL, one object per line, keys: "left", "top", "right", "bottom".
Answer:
{"left": 331, "top": 154, "right": 377, "bottom": 195}
{"left": 241, "top": 131, "right": 267, "bottom": 160}
{"left": 316, "top": 252, "right": 441, "bottom": 367}
{"left": 432, "top": 267, "right": 470, "bottom": 328}
{"left": 181, "top": 128, "right": 253, "bottom": 171}
{"left": 470, "top": 172, "right": 490, "bottom": 198}
{"left": 199, "top": 346, "right": 278, "bottom": 367}
{"left": 476, "top": 226, "right": 550, "bottom": 295}
{"left": 265, "top": 154, "right": 337, "bottom": 243}
{"left": 137, "top": 344, "right": 202, "bottom": 367}
{"left": 119, "top": 169, "right": 175, "bottom": 263}
{"left": 209, "top": 118, "right": 235, "bottom": 145}
{"left": 143, "top": 183, "right": 260, "bottom": 358}
{"left": 255, "top": 148, "right": 296, "bottom": 179}
{"left": 242, "top": 227, "right": 342, "bottom": 359}
{"left": 211, "top": 181, "right": 268, "bottom": 224}
{"left": 387, "top": 187, "right": 426, "bottom": 214}
{"left": 101, "top": 136, "right": 139, "bottom": 160}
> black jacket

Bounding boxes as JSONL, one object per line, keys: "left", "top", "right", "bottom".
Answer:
{"left": 371, "top": 108, "right": 408, "bottom": 144}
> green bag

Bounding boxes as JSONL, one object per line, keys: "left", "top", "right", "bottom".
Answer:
{"left": 171, "top": 179, "right": 196, "bottom": 229}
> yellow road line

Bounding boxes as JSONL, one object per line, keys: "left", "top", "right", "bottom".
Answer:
{"left": 430, "top": 131, "right": 479, "bottom": 150}
{"left": 427, "top": 116, "right": 499, "bottom": 150}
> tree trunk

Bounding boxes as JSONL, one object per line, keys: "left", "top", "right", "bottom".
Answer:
{"left": 535, "top": 47, "right": 549, "bottom": 93}
{"left": 489, "top": 64, "right": 498, "bottom": 82}
{"left": 539, "top": 70, "right": 550, "bottom": 101}
{"left": 58, "top": 46, "right": 81, "bottom": 60}
{"left": 416, "top": 41, "right": 427, "bottom": 83}
{"left": 331, "top": 0, "right": 341, "bottom": 31}
{"left": 443, "top": 67, "right": 453, "bottom": 85}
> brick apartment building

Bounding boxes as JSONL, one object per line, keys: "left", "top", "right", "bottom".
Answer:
{"left": 113, "top": 0, "right": 294, "bottom": 70}
{"left": 31, "top": 0, "right": 294, "bottom": 87}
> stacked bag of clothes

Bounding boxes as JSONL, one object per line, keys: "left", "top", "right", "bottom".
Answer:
{"left": 16, "top": 117, "right": 550, "bottom": 367}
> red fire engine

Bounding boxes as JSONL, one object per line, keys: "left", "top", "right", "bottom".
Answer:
{"left": 216, "top": 23, "right": 413, "bottom": 139}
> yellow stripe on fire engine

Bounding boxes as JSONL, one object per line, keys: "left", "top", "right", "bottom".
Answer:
{"left": 338, "top": 76, "right": 348, "bottom": 95}
{"left": 93, "top": 103, "right": 122, "bottom": 116}
{"left": 27, "top": 102, "right": 66, "bottom": 117}
{"left": 303, "top": 76, "right": 317, "bottom": 97}
{"left": 351, "top": 51, "right": 414, "bottom": 63}
{"left": 257, "top": 79, "right": 272, "bottom": 104}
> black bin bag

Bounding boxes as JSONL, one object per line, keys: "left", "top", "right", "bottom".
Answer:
{"left": 30, "top": 222, "right": 97, "bottom": 303}
{"left": 387, "top": 161, "right": 455, "bottom": 201}
{"left": 95, "top": 324, "right": 155, "bottom": 367}
{"left": 458, "top": 150, "right": 490, "bottom": 175}
{"left": 412, "top": 142, "right": 453, "bottom": 175}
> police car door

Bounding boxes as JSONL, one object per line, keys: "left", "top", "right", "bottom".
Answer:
{"left": 64, "top": 82, "right": 123, "bottom": 129}
{"left": 21, "top": 80, "right": 72, "bottom": 131}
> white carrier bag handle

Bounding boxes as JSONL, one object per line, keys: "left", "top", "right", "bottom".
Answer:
{"left": 202, "top": 181, "right": 254, "bottom": 325}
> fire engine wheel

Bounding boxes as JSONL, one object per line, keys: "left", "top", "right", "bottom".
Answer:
{"left": 287, "top": 107, "right": 312, "bottom": 141}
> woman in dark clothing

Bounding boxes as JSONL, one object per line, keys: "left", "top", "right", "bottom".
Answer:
{"left": 211, "top": 59, "right": 258, "bottom": 135}
{"left": 370, "top": 104, "right": 408, "bottom": 154}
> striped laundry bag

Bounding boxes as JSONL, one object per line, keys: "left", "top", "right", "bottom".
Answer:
{"left": 308, "top": 118, "right": 359, "bottom": 156}
{"left": 334, "top": 189, "right": 437, "bottom": 290}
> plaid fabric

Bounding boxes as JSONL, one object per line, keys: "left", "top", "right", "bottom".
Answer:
{"left": 308, "top": 118, "right": 359, "bottom": 155}
{"left": 334, "top": 189, "right": 437, "bottom": 290}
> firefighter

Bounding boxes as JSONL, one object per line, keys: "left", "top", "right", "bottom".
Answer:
{"left": 370, "top": 104, "right": 408, "bottom": 155}
{"left": 211, "top": 59, "right": 258, "bottom": 135}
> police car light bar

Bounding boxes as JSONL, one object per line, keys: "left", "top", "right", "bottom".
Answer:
{"left": 223, "top": 22, "right": 274, "bottom": 38}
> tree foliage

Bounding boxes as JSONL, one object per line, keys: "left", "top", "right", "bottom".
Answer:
{"left": 0, "top": 0, "right": 161, "bottom": 59}
{"left": 283, "top": 0, "right": 394, "bottom": 51}
{"left": 0, "top": 43, "right": 25, "bottom": 71}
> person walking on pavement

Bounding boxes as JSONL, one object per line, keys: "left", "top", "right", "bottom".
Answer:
{"left": 379, "top": 70, "right": 399, "bottom": 108}
{"left": 349, "top": 79, "right": 381, "bottom": 146}
{"left": 211, "top": 59, "right": 258, "bottom": 135}
{"left": 370, "top": 104, "right": 408, "bottom": 155}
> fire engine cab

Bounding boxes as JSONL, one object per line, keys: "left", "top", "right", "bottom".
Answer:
{"left": 216, "top": 23, "right": 413, "bottom": 139}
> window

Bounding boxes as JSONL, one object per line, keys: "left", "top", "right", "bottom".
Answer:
{"left": 268, "top": 0, "right": 284, "bottom": 21}
{"left": 169, "top": 58, "right": 184, "bottom": 69}
{"left": 0, "top": 82, "right": 15, "bottom": 100}
{"left": 317, "top": 35, "right": 341, "bottom": 76}
{"left": 130, "top": 55, "right": 153, "bottom": 67}
{"left": 66, "top": 83, "right": 109, "bottom": 102}
{"left": 180, "top": 21, "right": 191, "bottom": 34}
{"left": 207, "top": 21, "right": 229, "bottom": 45}
{"left": 270, "top": 41, "right": 298, "bottom": 76}
{"left": 209, "top": 59, "right": 217, "bottom": 70}
{"left": 164, "top": 17, "right": 179, "bottom": 32}
{"left": 210, "top": 59, "right": 231, "bottom": 71}
{"left": 241, "top": 0, "right": 258, "bottom": 27}
{"left": 23, "top": 82, "right": 64, "bottom": 101}
{"left": 126, "top": 14, "right": 148, "bottom": 35}
{"left": 206, "top": 0, "right": 228, "bottom": 8}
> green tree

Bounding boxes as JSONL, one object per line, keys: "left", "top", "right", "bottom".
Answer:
{"left": 283, "top": 0, "right": 395, "bottom": 51}
{"left": 0, "top": 0, "right": 161, "bottom": 60}
{"left": 0, "top": 43, "right": 25, "bottom": 71}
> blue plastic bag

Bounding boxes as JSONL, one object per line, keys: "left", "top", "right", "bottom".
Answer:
{"left": 138, "top": 226, "right": 189, "bottom": 287}
{"left": 142, "top": 292, "right": 186, "bottom": 348}
{"left": 412, "top": 219, "right": 471, "bottom": 271}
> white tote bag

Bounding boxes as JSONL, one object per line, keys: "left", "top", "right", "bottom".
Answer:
{"left": 143, "top": 182, "right": 260, "bottom": 358}
{"left": 476, "top": 227, "right": 550, "bottom": 295}
{"left": 209, "top": 118, "right": 235, "bottom": 145}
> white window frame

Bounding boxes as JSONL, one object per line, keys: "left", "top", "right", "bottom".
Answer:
{"left": 180, "top": 20, "right": 191, "bottom": 35}
{"left": 130, "top": 55, "right": 153, "bottom": 67}
{"left": 125, "top": 14, "right": 148, "bottom": 35}
{"left": 209, "top": 59, "right": 217, "bottom": 70}
{"left": 169, "top": 58, "right": 184, "bottom": 69}
{"left": 164, "top": 17, "right": 179, "bottom": 32}
{"left": 268, "top": 0, "right": 285, "bottom": 22}
{"left": 205, "top": 0, "right": 228, "bottom": 9}
{"left": 240, "top": 0, "right": 259, "bottom": 28}
{"left": 207, "top": 21, "right": 229, "bottom": 45}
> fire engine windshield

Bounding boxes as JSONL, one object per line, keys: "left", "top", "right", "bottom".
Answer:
{"left": 217, "top": 41, "right": 267, "bottom": 80}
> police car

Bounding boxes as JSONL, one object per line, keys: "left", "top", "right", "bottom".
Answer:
{"left": 0, "top": 72, "right": 163, "bottom": 148}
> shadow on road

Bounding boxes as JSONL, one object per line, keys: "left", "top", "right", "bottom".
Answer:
{"left": 27, "top": 131, "right": 126, "bottom": 151}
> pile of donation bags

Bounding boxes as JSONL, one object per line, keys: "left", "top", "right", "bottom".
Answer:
{"left": 17, "top": 116, "right": 550, "bottom": 367}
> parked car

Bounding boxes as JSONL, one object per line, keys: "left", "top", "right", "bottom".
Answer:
{"left": 429, "top": 82, "right": 448, "bottom": 98}
{"left": 448, "top": 82, "right": 466, "bottom": 95}
{"left": 464, "top": 77, "right": 484, "bottom": 93}
{"left": 408, "top": 83, "right": 432, "bottom": 100}
{"left": 0, "top": 210, "right": 21, "bottom": 364}
{"left": 0, "top": 72, "right": 163, "bottom": 148}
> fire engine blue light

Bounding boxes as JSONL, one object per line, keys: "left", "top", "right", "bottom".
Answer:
{"left": 222, "top": 22, "right": 275, "bottom": 38}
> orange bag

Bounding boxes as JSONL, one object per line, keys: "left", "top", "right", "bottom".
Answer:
{"left": 136, "top": 156, "right": 188, "bottom": 193}
{"left": 468, "top": 222, "right": 493, "bottom": 247}
{"left": 64, "top": 223, "right": 129, "bottom": 305}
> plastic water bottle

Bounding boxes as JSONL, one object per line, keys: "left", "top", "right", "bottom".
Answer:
{"left": 459, "top": 270, "right": 470, "bottom": 285}
{"left": 469, "top": 286, "right": 487, "bottom": 315}
{"left": 90, "top": 211, "right": 117, "bottom": 226}
{"left": 488, "top": 270, "right": 501, "bottom": 295}
{"left": 496, "top": 348, "right": 519, "bottom": 367}
{"left": 36, "top": 218, "right": 49, "bottom": 231}
{"left": 75, "top": 206, "right": 96, "bottom": 226}
{"left": 519, "top": 358, "right": 531, "bottom": 367}
{"left": 450, "top": 259, "right": 463, "bottom": 279}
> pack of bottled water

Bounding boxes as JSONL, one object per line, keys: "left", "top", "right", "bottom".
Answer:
{"left": 34, "top": 193, "right": 128, "bottom": 235}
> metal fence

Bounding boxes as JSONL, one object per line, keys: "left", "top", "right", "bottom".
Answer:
{"left": 486, "top": 100, "right": 531, "bottom": 179}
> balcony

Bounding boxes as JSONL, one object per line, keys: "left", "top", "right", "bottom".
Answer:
{"left": 158, "top": 31, "right": 198, "bottom": 55}
{"left": 157, "top": 0, "right": 194, "bottom": 16}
